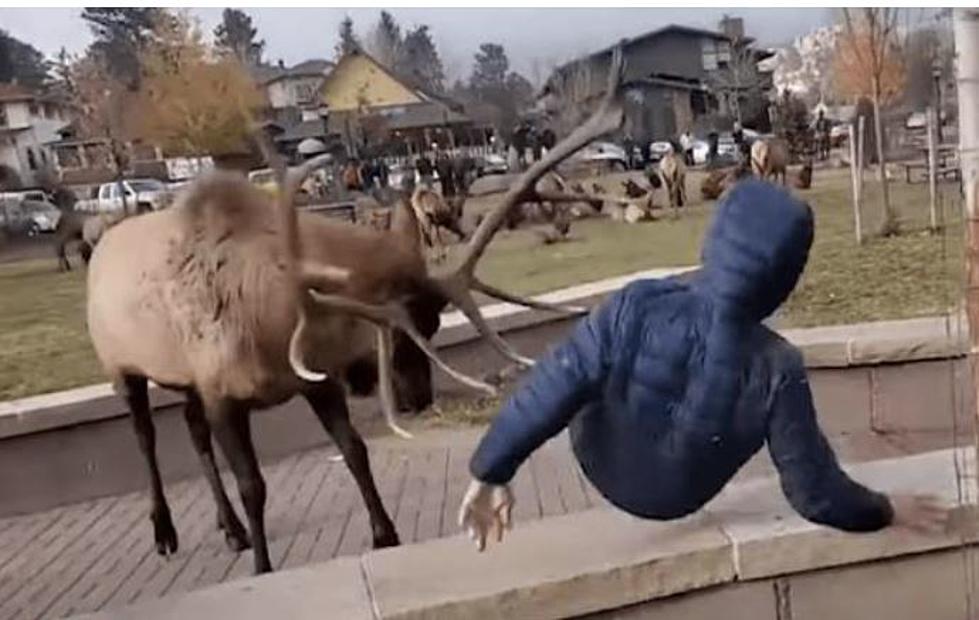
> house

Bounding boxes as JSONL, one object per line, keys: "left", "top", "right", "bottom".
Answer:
{"left": 540, "top": 18, "right": 774, "bottom": 143}
{"left": 0, "top": 83, "right": 71, "bottom": 188}
{"left": 256, "top": 59, "right": 334, "bottom": 110}
{"left": 321, "top": 48, "right": 480, "bottom": 157}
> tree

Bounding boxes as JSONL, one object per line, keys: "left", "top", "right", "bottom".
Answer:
{"left": 468, "top": 43, "right": 535, "bottom": 140}
{"left": 368, "top": 10, "right": 402, "bottom": 70}
{"left": 81, "top": 7, "right": 169, "bottom": 89}
{"left": 137, "top": 12, "right": 262, "bottom": 156}
{"left": 68, "top": 54, "right": 138, "bottom": 212}
{"left": 335, "top": 16, "right": 360, "bottom": 60}
{"left": 773, "top": 26, "right": 840, "bottom": 107}
{"left": 834, "top": 8, "right": 906, "bottom": 236}
{"left": 214, "top": 8, "right": 265, "bottom": 66}
{"left": 707, "top": 37, "right": 765, "bottom": 125}
{"left": 0, "top": 30, "right": 49, "bottom": 86}
{"left": 401, "top": 25, "right": 445, "bottom": 93}
{"left": 470, "top": 43, "right": 509, "bottom": 93}
{"left": 505, "top": 72, "right": 534, "bottom": 109}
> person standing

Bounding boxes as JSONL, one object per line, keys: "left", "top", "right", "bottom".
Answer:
{"left": 680, "top": 130, "right": 694, "bottom": 166}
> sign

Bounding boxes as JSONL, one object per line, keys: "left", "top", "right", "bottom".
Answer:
{"left": 165, "top": 157, "right": 215, "bottom": 181}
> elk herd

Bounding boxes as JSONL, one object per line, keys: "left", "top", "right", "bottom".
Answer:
{"left": 59, "top": 47, "right": 819, "bottom": 576}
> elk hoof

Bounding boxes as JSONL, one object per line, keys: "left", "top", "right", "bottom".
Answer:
{"left": 219, "top": 516, "right": 251, "bottom": 552}
{"left": 152, "top": 511, "right": 179, "bottom": 556}
{"left": 372, "top": 529, "right": 400, "bottom": 549}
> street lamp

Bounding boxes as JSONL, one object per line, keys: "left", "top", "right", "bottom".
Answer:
{"left": 932, "top": 59, "right": 944, "bottom": 143}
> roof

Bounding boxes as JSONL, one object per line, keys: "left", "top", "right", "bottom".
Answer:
{"left": 549, "top": 23, "right": 757, "bottom": 87}
{"left": 274, "top": 118, "right": 330, "bottom": 143}
{"left": 0, "top": 83, "right": 36, "bottom": 103}
{"left": 371, "top": 101, "right": 470, "bottom": 131}
{"left": 256, "top": 59, "right": 334, "bottom": 85}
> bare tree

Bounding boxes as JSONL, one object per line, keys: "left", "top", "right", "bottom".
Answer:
{"left": 707, "top": 36, "right": 765, "bottom": 125}
{"left": 837, "top": 8, "right": 905, "bottom": 236}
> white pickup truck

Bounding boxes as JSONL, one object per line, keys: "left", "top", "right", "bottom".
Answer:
{"left": 75, "top": 178, "right": 172, "bottom": 214}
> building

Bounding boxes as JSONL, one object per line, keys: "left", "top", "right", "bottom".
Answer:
{"left": 256, "top": 59, "right": 334, "bottom": 110}
{"left": 0, "top": 83, "right": 71, "bottom": 188}
{"left": 540, "top": 19, "right": 774, "bottom": 143}
{"left": 321, "top": 48, "right": 478, "bottom": 157}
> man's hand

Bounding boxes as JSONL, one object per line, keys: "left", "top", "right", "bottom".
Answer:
{"left": 458, "top": 479, "right": 514, "bottom": 551}
{"left": 890, "top": 494, "right": 951, "bottom": 535}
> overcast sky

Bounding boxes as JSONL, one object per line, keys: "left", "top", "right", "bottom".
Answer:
{"left": 0, "top": 7, "right": 833, "bottom": 83}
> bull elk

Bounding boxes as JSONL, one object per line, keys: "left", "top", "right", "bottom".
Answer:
{"left": 410, "top": 186, "right": 468, "bottom": 261}
{"left": 750, "top": 138, "right": 789, "bottom": 185}
{"left": 87, "top": 48, "right": 630, "bottom": 575}
{"left": 658, "top": 151, "right": 687, "bottom": 216}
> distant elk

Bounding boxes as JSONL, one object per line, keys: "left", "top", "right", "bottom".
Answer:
{"left": 658, "top": 151, "right": 687, "bottom": 216}
{"left": 751, "top": 138, "right": 789, "bottom": 185}
{"left": 86, "top": 47, "right": 630, "bottom": 575}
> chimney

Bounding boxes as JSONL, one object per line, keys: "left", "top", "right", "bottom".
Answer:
{"left": 720, "top": 15, "right": 744, "bottom": 40}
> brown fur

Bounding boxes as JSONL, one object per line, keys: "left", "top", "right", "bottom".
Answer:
{"left": 793, "top": 161, "right": 813, "bottom": 190}
{"left": 658, "top": 152, "right": 687, "bottom": 214}
{"left": 751, "top": 139, "right": 789, "bottom": 185}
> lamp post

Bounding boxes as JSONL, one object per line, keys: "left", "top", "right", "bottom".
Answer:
{"left": 932, "top": 58, "right": 944, "bottom": 144}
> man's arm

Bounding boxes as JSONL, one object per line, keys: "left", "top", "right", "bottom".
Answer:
{"left": 766, "top": 350, "right": 893, "bottom": 532}
{"left": 469, "top": 295, "right": 622, "bottom": 485}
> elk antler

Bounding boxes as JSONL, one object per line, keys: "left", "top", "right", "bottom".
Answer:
{"left": 304, "top": 47, "right": 626, "bottom": 406}
{"left": 253, "top": 129, "right": 334, "bottom": 382}
{"left": 431, "top": 46, "right": 627, "bottom": 366}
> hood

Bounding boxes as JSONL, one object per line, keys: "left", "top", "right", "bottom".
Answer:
{"left": 697, "top": 180, "right": 814, "bottom": 321}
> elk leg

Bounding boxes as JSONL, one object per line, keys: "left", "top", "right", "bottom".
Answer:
{"left": 208, "top": 402, "right": 272, "bottom": 574}
{"left": 183, "top": 391, "right": 250, "bottom": 552}
{"left": 119, "top": 374, "right": 178, "bottom": 556}
{"left": 304, "top": 381, "right": 399, "bottom": 549}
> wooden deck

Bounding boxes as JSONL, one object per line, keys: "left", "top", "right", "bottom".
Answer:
{"left": 0, "top": 429, "right": 607, "bottom": 620}
{"left": 0, "top": 425, "right": 961, "bottom": 620}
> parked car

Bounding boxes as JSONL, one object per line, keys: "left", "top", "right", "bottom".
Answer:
{"left": 0, "top": 197, "right": 61, "bottom": 236}
{"left": 647, "top": 141, "right": 675, "bottom": 163}
{"left": 247, "top": 168, "right": 278, "bottom": 194}
{"left": 573, "top": 141, "right": 629, "bottom": 170}
{"left": 76, "top": 179, "right": 171, "bottom": 213}
{"left": 476, "top": 153, "right": 509, "bottom": 176}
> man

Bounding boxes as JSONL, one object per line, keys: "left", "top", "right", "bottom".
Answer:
{"left": 679, "top": 130, "right": 694, "bottom": 166}
{"left": 416, "top": 154, "right": 434, "bottom": 187}
{"left": 815, "top": 110, "right": 832, "bottom": 161}
{"left": 459, "top": 181, "right": 948, "bottom": 550}
{"left": 436, "top": 150, "right": 456, "bottom": 198}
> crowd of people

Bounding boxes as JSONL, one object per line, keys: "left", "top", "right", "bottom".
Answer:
{"left": 339, "top": 148, "right": 478, "bottom": 198}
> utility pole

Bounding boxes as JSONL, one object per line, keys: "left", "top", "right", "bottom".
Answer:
{"left": 955, "top": 9, "right": 979, "bottom": 430}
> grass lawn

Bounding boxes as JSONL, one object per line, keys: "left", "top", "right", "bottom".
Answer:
{"left": 0, "top": 166, "right": 963, "bottom": 401}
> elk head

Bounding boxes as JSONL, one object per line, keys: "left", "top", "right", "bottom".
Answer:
{"left": 257, "top": 46, "right": 629, "bottom": 439}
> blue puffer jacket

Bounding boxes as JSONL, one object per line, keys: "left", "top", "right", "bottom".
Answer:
{"left": 470, "top": 180, "right": 892, "bottom": 532}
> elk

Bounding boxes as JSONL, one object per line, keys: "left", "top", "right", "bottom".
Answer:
{"left": 54, "top": 210, "right": 127, "bottom": 271}
{"left": 53, "top": 211, "right": 93, "bottom": 271}
{"left": 793, "top": 160, "right": 813, "bottom": 190}
{"left": 87, "top": 48, "right": 630, "bottom": 575}
{"left": 700, "top": 163, "right": 752, "bottom": 201}
{"left": 622, "top": 178, "right": 649, "bottom": 199}
{"left": 751, "top": 138, "right": 789, "bottom": 185}
{"left": 659, "top": 151, "right": 687, "bottom": 216}
{"left": 409, "top": 186, "right": 467, "bottom": 261}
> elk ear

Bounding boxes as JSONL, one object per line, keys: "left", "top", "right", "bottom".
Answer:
{"left": 390, "top": 196, "right": 423, "bottom": 254}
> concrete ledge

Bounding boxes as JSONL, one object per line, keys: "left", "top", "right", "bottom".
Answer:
{"left": 83, "top": 448, "right": 978, "bottom": 619}
{"left": 0, "top": 266, "right": 967, "bottom": 441}
{"left": 75, "top": 557, "right": 374, "bottom": 620}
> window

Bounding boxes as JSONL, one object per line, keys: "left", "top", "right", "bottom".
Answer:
{"left": 701, "top": 39, "right": 719, "bottom": 71}
{"left": 293, "top": 82, "right": 316, "bottom": 104}
{"left": 26, "top": 148, "right": 37, "bottom": 171}
{"left": 28, "top": 102, "right": 39, "bottom": 117}
{"left": 0, "top": 107, "right": 7, "bottom": 127}
{"left": 43, "top": 104, "right": 54, "bottom": 119}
